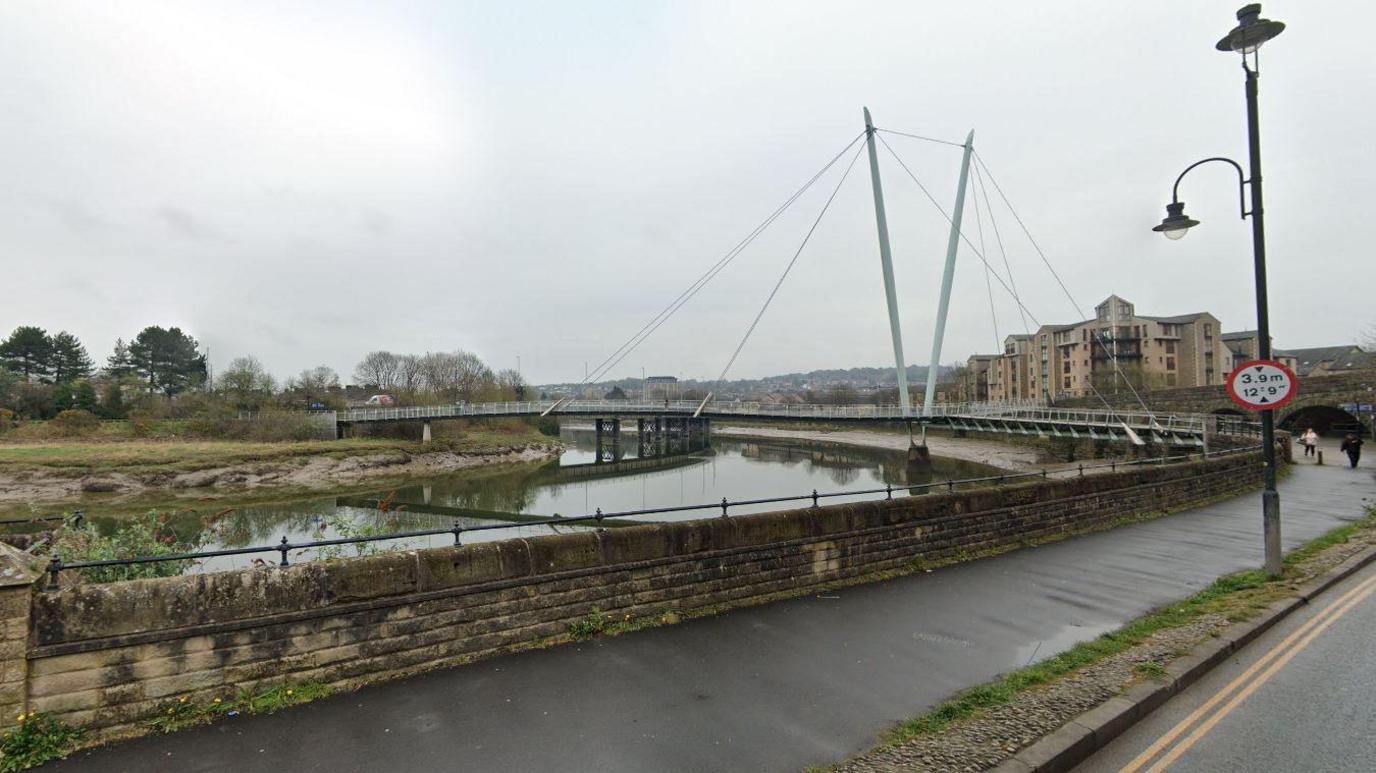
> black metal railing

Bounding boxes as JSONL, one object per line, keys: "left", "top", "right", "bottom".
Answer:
{"left": 39, "top": 446, "right": 1262, "bottom": 589}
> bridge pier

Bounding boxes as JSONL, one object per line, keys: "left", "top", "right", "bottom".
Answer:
{"left": 422, "top": 420, "right": 433, "bottom": 445}
{"left": 594, "top": 418, "right": 622, "bottom": 464}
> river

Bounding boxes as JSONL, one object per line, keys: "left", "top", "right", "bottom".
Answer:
{"left": 83, "top": 429, "right": 1006, "bottom": 575}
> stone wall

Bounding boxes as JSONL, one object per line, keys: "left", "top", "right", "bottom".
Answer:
{"left": 17, "top": 453, "right": 1264, "bottom": 741}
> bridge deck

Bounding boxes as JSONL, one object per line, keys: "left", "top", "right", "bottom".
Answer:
{"left": 332, "top": 399, "right": 1256, "bottom": 446}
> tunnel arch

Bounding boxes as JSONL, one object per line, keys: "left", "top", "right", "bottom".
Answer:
{"left": 1278, "top": 404, "right": 1364, "bottom": 437}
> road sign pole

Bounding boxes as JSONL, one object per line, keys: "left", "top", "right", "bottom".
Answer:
{"left": 1227, "top": 359, "right": 1295, "bottom": 578}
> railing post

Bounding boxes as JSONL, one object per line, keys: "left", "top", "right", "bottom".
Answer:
{"left": 811, "top": 489, "right": 819, "bottom": 508}
{"left": 720, "top": 498, "right": 729, "bottom": 518}
{"left": 947, "top": 479, "right": 954, "bottom": 492}
{"left": 595, "top": 508, "right": 604, "bottom": 529}
{"left": 452, "top": 525, "right": 464, "bottom": 546}
{"left": 278, "top": 536, "right": 291, "bottom": 567}
{"left": 44, "top": 555, "right": 62, "bottom": 592}
{"left": 885, "top": 483, "right": 893, "bottom": 500}
{"left": 1078, "top": 464, "right": 1084, "bottom": 477}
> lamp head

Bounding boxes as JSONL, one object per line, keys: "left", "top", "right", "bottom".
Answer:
{"left": 1217, "top": 4, "right": 1285, "bottom": 54}
{"left": 1153, "top": 201, "right": 1199, "bottom": 240}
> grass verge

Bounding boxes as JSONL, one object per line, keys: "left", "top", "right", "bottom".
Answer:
{"left": 146, "top": 683, "right": 333, "bottom": 735}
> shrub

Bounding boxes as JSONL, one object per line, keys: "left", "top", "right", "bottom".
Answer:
{"left": 44, "top": 512, "right": 203, "bottom": 584}
{"left": 49, "top": 409, "right": 99, "bottom": 437}
{"left": 127, "top": 410, "right": 156, "bottom": 437}
{"left": 0, "top": 408, "right": 13, "bottom": 435}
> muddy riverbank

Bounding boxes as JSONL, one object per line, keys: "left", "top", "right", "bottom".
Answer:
{"left": 0, "top": 443, "right": 562, "bottom": 509}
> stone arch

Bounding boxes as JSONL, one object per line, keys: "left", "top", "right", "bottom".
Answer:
{"left": 1277, "top": 404, "right": 1364, "bottom": 437}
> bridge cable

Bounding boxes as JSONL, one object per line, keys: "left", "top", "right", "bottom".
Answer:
{"left": 972, "top": 151, "right": 1154, "bottom": 415}
{"left": 971, "top": 161, "right": 1030, "bottom": 334}
{"left": 967, "top": 169, "right": 1002, "bottom": 351}
{"left": 575, "top": 131, "right": 867, "bottom": 389}
{"left": 712, "top": 143, "right": 867, "bottom": 385}
{"left": 875, "top": 128, "right": 968, "bottom": 149}
{"left": 580, "top": 131, "right": 863, "bottom": 386}
{"left": 881, "top": 134, "right": 1141, "bottom": 421}
{"left": 873, "top": 133, "right": 1043, "bottom": 329}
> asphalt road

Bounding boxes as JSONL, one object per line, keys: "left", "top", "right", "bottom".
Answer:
{"left": 1077, "top": 550, "right": 1376, "bottom": 772}
{"left": 52, "top": 461, "right": 1375, "bottom": 773}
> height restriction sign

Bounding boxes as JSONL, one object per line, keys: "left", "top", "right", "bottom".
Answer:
{"left": 1226, "top": 360, "right": 1298, "bottom": 411}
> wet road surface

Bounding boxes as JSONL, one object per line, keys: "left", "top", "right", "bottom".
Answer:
{"left": 53, "top": 461, "right": 1375, "bottom": 773}
{"left": 1078, "top": 548, "right": 1376, "bottom": 772}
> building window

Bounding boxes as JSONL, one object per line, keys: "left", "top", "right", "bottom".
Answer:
{"left": 1166, "top": 356, "right": 1176, "bottom": 370}
{"left": 1063, "top": 361, "right": 1071, "bottom": 374}
{"left": 1064, "top": 377, "right": 1071, "bottom": 389}
{"left": 1165, "top": 341, "right": 1176, "bottom": 354}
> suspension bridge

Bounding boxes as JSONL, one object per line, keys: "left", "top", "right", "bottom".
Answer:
{"left": 345, "top": 108, "right": 1253, "bottom": 450}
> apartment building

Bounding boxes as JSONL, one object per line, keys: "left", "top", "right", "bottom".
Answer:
{"left": 1220, "top": 331, "right": 1299, "bottom": 379}
{"left": 987, "top": 295, "right": 1231, "bottom": 401}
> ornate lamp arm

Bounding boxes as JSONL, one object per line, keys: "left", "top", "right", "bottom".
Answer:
{"left": 1172, "top": 157, "right": 1249, "bottom": 219}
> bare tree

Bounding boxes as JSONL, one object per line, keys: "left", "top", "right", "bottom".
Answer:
{"left": 353, "top": 351, "right": 400, "bottom": 389}
{"left": 418, "top": 350, "right": 494, "bottom": 401}
{"left": 285, "top": 366, "right": 341, "bottom": 408}
{"left": 217, "top": 355, "right": 276, "bottom": 410}
{"left": 495, "top": 368, "right": 528, "bottom": 400}
{"left": 396, "top": 354, "right": 424, "bottom": 397}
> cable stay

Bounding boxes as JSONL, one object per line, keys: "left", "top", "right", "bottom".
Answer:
{"left": 875, "top": 128, "right": 968, "bottom": 149}
{"left": 972, "top": 151, "right": 1154, "bottom": 415}
{"left": 880, "top": 128, "right": 1149, "bottom": 421}
{"left": 967, "top": 169, "right": 1002, "bottom": 352}
{"left": 970, "top": 161, "right": 1029, "bottom": 334}
{"left": 574, "top": 131, "right": 866, "bottom": 390}
{"left": 712, "top": 143, "right": 866, "bottom": 386}
{"left": 873, "top": 133, "right": 1043, "bottom": 330}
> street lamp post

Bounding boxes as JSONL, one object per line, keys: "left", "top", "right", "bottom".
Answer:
{"left": 1152, "top": 3, "right": 1286, "bottom": 577}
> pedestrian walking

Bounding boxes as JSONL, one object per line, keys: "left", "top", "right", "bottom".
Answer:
{"left": 1301, "top": 427, "right": 1319, "bottom": 458}
{"left": 1339, "top": 433, "right": 1363, "bottom": 469}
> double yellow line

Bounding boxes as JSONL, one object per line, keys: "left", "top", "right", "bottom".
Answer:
{"left": 1119, "top": 570, "right": 1376, "bottom": 773}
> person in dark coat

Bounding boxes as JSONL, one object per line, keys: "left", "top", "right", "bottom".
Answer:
{"left": 1339, "top": 433, "right": 1363, "bottom": 468}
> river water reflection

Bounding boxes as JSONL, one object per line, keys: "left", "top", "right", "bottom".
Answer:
{"left": 132, "top": 429, "right": 1005, "bottom": 574}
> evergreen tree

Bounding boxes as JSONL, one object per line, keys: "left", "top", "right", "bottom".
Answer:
{"left": 52, "top": 382, "right": 76, "bottom": 412}
{"left": 0, "top": 326, "right": 54, "bottom": 381}
{"left": 99, "top": 380, "right": 127, "bottom": 419}
{"left": 126, "top": 327, "right": 207, "bottom": 396}
{"left": 73, "top": 380, "right": 99, "bottom": 412}
{"left": 105, "top": 338, "right": 136, "bottom": 378}
{"left": 49, "top": 331, "right": 94, "bottom": 384}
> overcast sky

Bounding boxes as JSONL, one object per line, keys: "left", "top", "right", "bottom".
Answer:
{"left": 2, "top": 1, "right": 1371, "bottom": 386}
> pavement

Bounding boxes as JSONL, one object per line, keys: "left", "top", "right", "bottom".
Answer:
{"left": 51, "top": 460, "right": 1375, "bottom": 773}
{"left": 1075, "top": 548, "right": 1376, "bottom": 773}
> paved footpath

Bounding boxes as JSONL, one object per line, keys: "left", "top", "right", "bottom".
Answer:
{"left": 1077, "top": 547, "right": 1376, "bottom": 772}
{"left": 53, "top": 462, "right": 1375, "bottom": 773}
